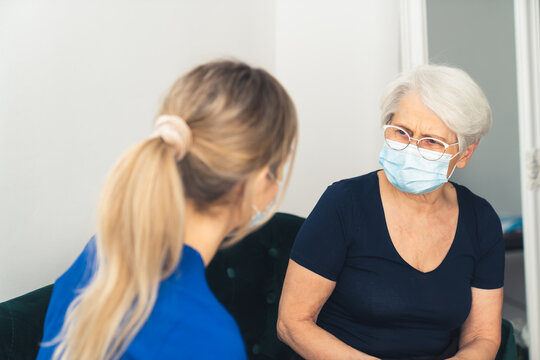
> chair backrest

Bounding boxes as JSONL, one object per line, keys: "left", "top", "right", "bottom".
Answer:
{"left": 496, "top": 319, "right": 518, "bottom": 360}
{"left": 206, "top": 212, "right": 305, "bottom": 360}
{"left": 0, "top": 284, "right": 54, "bottom": 360}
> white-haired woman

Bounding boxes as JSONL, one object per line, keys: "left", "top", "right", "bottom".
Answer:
{"left": 278, "top": 65, "right": 503, "bottom": 360}
{"left": 37, "top": 60, "right": 297, "bottom": 360}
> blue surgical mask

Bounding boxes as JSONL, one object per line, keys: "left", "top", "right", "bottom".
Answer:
{"left": 378, "top": 140, "right": 456, "bottom": 194}
{"left": 249, "top": 200, "right": 275, "bottom": 228}
{"left": 248, "top": 171, "right": 283, "bottom": 228}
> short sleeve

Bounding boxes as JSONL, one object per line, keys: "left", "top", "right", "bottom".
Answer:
{"left": 290, "top": 184, "right": 349, "bottom": 281}
{"left": 471, "top": 198, "right": 505, "bottom": 289}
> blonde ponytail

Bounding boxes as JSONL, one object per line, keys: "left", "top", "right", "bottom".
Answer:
{"left": 52, "top": 138, "right": 185, "bottom": 360}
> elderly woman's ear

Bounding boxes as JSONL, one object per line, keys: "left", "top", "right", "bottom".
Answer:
{"left": 455, "top": 141, "right": 480, "bottom": 169}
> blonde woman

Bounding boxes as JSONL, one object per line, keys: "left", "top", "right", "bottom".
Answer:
{"left": 37, "top": 60, "right": 297, "bottom": 360}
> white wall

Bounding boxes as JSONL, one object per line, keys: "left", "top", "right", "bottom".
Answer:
{"left": 0, "top": 0, "right": 401, "bottom": 301}
{"left": 0, "top": 0, "right": 276, "bottom": 302}
{"left": 276, "top": 0, "right": 400, "bottom": 216}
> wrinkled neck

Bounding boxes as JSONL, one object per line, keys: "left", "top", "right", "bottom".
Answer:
{"left": 379, "top": 170, "right": 453, "bottom": 213}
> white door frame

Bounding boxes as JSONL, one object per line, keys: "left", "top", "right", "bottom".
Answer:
{"left": 399, "top": 0, "right": 428, "bottom": 71}
{"left": 514, "top": 0, "right": 540, "bottom": 357}
{"left": 401, "top": 0, "right": 540, "bottom": 356}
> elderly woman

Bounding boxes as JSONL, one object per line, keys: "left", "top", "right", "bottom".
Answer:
{"left": 277, "top": 65, "right": 504, "bottom": 360}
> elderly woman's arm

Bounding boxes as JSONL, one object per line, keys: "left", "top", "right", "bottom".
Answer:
{"left": 277, "top": 260, "right": 379, "bottom": 360}
{"left": 450, "top": 287, "right": 504, "bottom": 360}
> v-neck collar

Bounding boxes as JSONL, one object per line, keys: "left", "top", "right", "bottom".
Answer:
{"left": 374, "top": 171, "right": 463, "bottom": 275}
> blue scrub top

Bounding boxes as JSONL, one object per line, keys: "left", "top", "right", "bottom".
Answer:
{"left": 290, "top": 170, "right": 504, "bottom": 359}
{"left": 37, "top": 238, "right": 247, "bottom": 359}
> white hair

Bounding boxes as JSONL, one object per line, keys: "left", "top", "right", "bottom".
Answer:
{"left": 380, "top": 64, "right": 492, "bottom": 152}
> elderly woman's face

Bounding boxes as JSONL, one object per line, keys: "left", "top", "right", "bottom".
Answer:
{"left": 390, "top": 92, "right": 462, "bottom": 178}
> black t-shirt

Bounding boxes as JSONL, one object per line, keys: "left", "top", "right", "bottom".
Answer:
{"left": 290, "top": 171, "right": 504, "bottom": 359}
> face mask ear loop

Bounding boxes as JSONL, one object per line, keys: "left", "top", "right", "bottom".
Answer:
{"left": 448, "top": 165, "right": 456, "bottom": 179}
{"left": 449, "top": 152, "right": 461, "bottom": 160}
{"left": 446, "top": 150, "right": 461, "bottom": 180}
{"left": 447, "top": 164, "right": 457, "bottom": 180}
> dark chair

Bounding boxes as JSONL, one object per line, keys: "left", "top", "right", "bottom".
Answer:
{"left": 496, "top": 319, "right": 518, "bottom": 360}
{"left": 0, "top": 285, "right": 53, "bottom": 360}
{"left": 206, "top": 212, "right": 304, "bottom": 359}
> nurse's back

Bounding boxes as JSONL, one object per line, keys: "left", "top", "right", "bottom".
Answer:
{"left": 37, "top": 60, "right": 298, "bottom": 360}
{"left": 38, "top": 239, "right": 246, "bottom": 359}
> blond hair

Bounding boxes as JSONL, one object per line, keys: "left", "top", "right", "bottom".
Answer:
{"left": 49, "top": 60, "right": 298, "bottom": 360}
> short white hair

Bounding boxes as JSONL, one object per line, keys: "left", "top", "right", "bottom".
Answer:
{"left": 380, "top": 64, "right": 492, "bottom": 151}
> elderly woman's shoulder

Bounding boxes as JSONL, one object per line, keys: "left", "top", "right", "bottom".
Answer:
{"left": 455, "top": 184, "right": 501, "bottom": 227}
{"left": 325, "top": 170, "right": 380, "bottom": 200}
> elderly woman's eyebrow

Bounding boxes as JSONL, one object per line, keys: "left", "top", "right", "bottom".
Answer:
{"left": 393, "top": 122, "right": 451, "bottom": 143}
{"left": 423, "top": 133, "right": 450, "bottom": 143}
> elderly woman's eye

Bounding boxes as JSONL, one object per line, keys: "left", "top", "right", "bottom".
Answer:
{"left": 397, "top": 129, "right": 408, "bottom": 136}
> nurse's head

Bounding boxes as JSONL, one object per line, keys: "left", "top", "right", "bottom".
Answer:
{"left": 380, "top": 64, "right": 492, "bottom": 179}
{"left": 53, "top": 60, "right": 297, "bottom": 360}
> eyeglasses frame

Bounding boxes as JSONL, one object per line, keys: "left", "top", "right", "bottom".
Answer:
{"left": 383, "top": 124, "right": 461, "bottom": 161}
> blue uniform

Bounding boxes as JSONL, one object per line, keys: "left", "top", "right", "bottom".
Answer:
{"left": 290, "top": 171, "right": 504, "bottom": 359}
{"left": 37, "top": 238, "right": 247, "bottom": 359}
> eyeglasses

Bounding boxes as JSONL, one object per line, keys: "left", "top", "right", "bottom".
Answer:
{"left": 383, "top": 125, "right": 460, "bottom": 161}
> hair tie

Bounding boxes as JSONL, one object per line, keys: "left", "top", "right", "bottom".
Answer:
{"left": 152, "top": 115, "right": 192, "bottom": 160}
